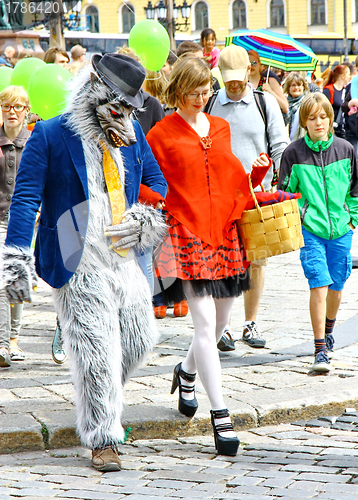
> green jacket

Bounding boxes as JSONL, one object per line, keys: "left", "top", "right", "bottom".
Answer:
{"left": 278, "top": 134, "right": 358, "bottom": 240}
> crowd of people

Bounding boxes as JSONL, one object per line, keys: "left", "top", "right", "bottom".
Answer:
{"left": 0, "top": 29, "right": 357, "bottom": 470}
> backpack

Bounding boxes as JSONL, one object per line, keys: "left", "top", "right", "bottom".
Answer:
{"left": 205, "top": 89, "right": 278, "bottom": 186}
{"left": 325, "top": 84, "right": 335, "bottom": 104}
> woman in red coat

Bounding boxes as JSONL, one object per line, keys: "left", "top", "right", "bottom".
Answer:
{"left": 147, "top": 55, "right": 270, "bottom": 456}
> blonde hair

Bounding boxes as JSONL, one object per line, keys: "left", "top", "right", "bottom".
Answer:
{"left": 299, "top": 93, "right": 334, "bottom": 135}
{"left": 144, "top": 69, "right": 167, "bottom": 104}
{"left": 283, "top": 72, "right": 309, "bottom": 95}
{"left": 165, "top": 54, "right": 212, "bottom": 108}
{"left": 116, "top": 46, "right": 141, "bottom": 63}
{"left": 0, "top": 85, "right": 30, "bottom": 107}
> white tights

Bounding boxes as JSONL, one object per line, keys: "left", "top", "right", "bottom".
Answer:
{"left": 181, "top": 282, "right": 235, "bottom": 411}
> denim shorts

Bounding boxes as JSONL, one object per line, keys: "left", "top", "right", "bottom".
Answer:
{"left": 300, "top": 228, "right": 353, "bottom": 291}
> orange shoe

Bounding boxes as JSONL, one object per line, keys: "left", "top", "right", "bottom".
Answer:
{"left": 174, "top": 300, "right": 189, "bottom": 317}
{"left": 154, "top": 305, "right": 167, "bottom": 319}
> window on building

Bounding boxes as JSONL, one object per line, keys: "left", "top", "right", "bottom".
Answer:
{"left": 355, "top": 0, "right": 358, "bottom": 23}
{"left": 86, "top": 5, "right": 99, "bottom": 33}
{"left": 122, "top": 4, "right": 135, "bottom": 33}
{"left": 270, "top": 0, "right": 284, "bottom": 27}
{"left": 195, "top": 2, "right": 208, "bottom": 31}
{"left": 233, "top": 0, "right": 246, "bottom": 29}
{"left": 311, "top": 0, "right": 325, "bottom": 25}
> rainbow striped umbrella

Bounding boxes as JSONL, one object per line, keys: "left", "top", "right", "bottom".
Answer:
{"left": 226, "top": 29, "right": 318, "bottom": 72}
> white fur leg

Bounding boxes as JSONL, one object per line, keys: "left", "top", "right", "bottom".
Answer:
{"left": 53, "top": 266, "right": 158, "bottom": 450}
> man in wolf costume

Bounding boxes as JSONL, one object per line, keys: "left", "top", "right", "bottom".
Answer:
{"left": 1, "top": 53, "right": 167, "bottom": 470}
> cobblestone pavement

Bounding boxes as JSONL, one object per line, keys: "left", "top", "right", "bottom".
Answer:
{"left": 2, "top": 420, "right": 358, "bottom": 499}
{"left": 1, "top": 232, "right": 358, "bottom": 456}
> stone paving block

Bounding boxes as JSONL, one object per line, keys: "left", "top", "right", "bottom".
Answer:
{"left": 31, "top": 410, "right": 80, "bottom": 449}
{"left": 280, "top": 464, "right": 340, "bottom": 474}
{"left": 191, "top": 483, "right": 225, "bottom": 492}
{"left": 101, "top": 479, "right": 150, "bottom": 488}
{"left": 29, "top": 465, "right": 101, "bottom": 477}
{"left": 246, "top": 469, "right": 297, "bottom": 479}
{"left": 3, "top": 487, "right": 64, "bottom": 496}
{"left": 228, "top": 461, "right": 281, "bottom": 471}
{"left": 1, "top": 399, "right": 74, "bottom": 415}
{"left": 114, "top": 486, "right": 177, "bottom": 497}
{"left": 59, "top": 491, "right": 123, "bottom": 499}
{"left": 318, "top": 458, "right": 358, "bottom": 468}
{"left": 144, "top": 480, "right": 194, "bottom": 489}
{"left": 214, "top": 484, "right": 271, "bottom": 496}
{"left": 143, "top": 470, "right": 231, "bottom": 484}
{"left": 0, "top": 414, "right": 44, "bottom": 453}
{"left": 244, "top": 443, "right": 324, "bottom": 454}
{"left": 11, "top": 386, "right": 65, "bottom": 401}
{"left": 295, "top": 472, "right": 351, "bottom": 483}
{"left": 260, "top": 476, "right": 296, "bottom": 488}
{"left": 9, "top": 480, "right": 63, "bottom": 489}
{"left": 226, "top": 475, "right": 265, "bottom": 487}
{"left": 270, "top": 489, "right": 317, "bottom": 499}
{"left": 119, "top": 496, "right": 170, "bottom": 500}
{"left": 319, "top": 447, "right": 358, "bottom": 456}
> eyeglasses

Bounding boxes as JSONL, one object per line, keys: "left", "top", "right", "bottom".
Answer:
{"left": 186, "top": 89, "right": 213, "bottom": 100}
{"left": 1, "top": 104, "right": 27, "bottom": 113}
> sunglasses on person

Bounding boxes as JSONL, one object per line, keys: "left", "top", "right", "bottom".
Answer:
{"left": 1, "top": 104, "right": 27, "bottom": 113}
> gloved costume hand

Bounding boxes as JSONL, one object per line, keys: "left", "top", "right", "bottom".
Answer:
{"left": 1, "top": 247, "right": 38, "bottom": 304}
{"left": 105, "top": 203, "right": 167, "bottom": 252}
{"left": 105, "top": 213, "right": 142, "bottom": 250}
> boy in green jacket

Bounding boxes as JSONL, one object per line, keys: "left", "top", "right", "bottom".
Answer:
{"left": 278, "top": 92, "right": 358, "bottom": 372}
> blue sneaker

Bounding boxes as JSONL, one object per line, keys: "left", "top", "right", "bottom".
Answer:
{"left": 52, "top": 319, "right": 67, "bottom": 364}
{"left": 312, "top": 351, "right": 330, "bottom": 372}
{"left": 325, "top": 333, "right": 334, "bottom": 352}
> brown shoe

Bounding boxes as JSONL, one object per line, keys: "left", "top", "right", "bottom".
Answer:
{"left": 92, "top": 445, "right": 121, "bottom": 472}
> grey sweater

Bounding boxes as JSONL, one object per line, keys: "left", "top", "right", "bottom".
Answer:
{"left": 210, "top": 86, "right": 289, "bottom": 191}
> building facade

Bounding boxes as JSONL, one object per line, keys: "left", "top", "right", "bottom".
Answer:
{"left": 79, "top": 0, "right": 357, "bottom": 42}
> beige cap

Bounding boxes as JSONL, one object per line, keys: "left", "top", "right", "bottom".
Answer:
{"left": 218, "top": 45, "right": 250, "bottom": 82}
{"left": 70, "top": 44, "right": 86, "bottom": 59}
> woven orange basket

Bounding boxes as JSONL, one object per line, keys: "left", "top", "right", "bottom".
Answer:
{"left": 237, "top": 178, "right": 304, "bottom": 262}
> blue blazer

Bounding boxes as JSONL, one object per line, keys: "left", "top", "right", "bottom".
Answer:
{"left": 5, "top": 114, "right": 167, "bottom": 289}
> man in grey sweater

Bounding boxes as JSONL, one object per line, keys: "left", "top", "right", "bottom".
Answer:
{"left": 209, "top": 45, "right": 289, "bottom": 350}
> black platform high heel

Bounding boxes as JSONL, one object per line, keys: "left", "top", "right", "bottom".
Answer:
{"left": 210, "top": 409, "right": 240, "bottom": 456}
{"left": 171, "top": 362, "right": 198, "bottom": 417}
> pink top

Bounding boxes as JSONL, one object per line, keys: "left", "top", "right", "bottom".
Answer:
{"left": 203, "top": 46, "right": 220, "bottom": 69}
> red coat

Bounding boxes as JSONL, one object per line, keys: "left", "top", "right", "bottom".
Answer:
{"left": 147, "top": 112, "right": 269, "bottom": 248}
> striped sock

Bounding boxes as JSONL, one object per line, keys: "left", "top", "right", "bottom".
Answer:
{"left": 325, "top": 317, "right": 336, "bottom": 335}
{"left": 314, "top": 338, "right": 327, "bottom": 356}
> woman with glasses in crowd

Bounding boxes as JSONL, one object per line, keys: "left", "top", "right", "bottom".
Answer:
{"left": 0, "top": 86, "right": 31, "bottom": 368}
{"left": 146, "top": 55, "right": 270, "bottom": 456}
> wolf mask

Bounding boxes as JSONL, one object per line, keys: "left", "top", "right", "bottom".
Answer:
{"left": 66, "top": 53, "right": 146, "bottom": 148}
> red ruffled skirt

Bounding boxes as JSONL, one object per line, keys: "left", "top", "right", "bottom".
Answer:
{"left": 154, "top": 214, "right": 249, "bottom": 281}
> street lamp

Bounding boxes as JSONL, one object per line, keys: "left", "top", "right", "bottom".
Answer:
{"left": 144, "top": 0, "right": 192, "bottom": 50}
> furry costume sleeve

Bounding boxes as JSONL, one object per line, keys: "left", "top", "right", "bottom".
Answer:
{"left": 1, "top": 246, "right": 37, "bottom": 303}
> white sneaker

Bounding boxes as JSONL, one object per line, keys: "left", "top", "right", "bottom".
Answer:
{"left": 242, "top": 321, "right": 266, "bottom": 348}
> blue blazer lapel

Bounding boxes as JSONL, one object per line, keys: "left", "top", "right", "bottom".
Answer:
{"left": 62, "top": 128, "right": 89, "bottom": 199}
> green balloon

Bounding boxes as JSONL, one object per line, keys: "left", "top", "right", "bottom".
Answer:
{"left": 10, "top": 57, "right": 46, "bottom": 90}
{"left": 0, "top": 67, "right": 13, "bottom": 92}
{"left": 28, "top": 64, "right": 72, "bottom": 121}
{"left": 129, "top": 20, "right": 170, "bottom": 72}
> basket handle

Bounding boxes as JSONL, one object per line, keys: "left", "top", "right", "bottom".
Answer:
{"left": 248, "top": 175, "right": 264, "bottom": 222}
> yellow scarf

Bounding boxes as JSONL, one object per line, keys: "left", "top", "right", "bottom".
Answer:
{"left": 101, "top": 143, "right": 129, "bottom": 257}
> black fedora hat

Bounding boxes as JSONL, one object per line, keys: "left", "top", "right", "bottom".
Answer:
{"left": 92, "top": 53, "right": 146, "bottom": 108}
